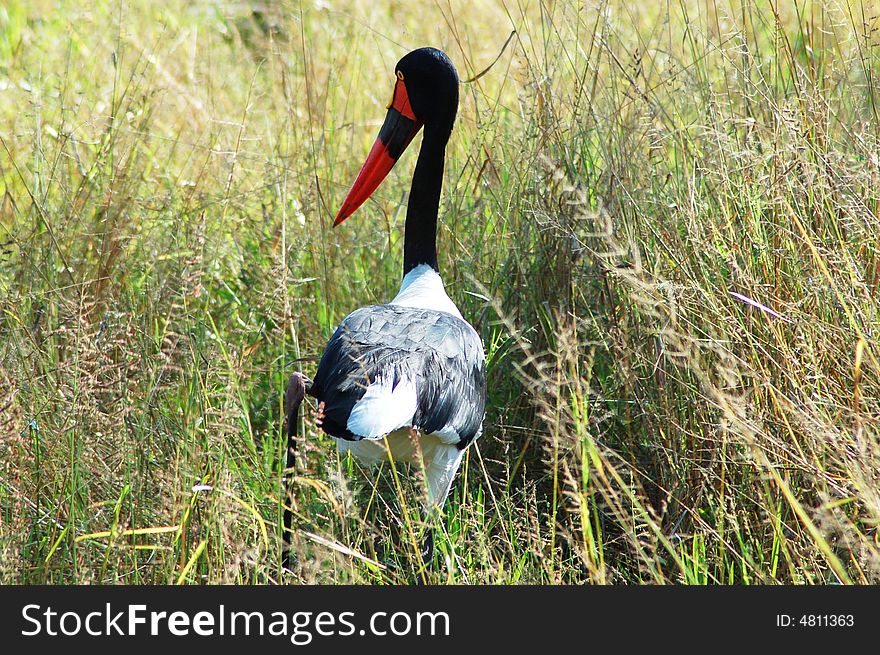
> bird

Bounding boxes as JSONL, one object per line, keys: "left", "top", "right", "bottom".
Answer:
{"left": 282, "top": 47, "right": 486, "bottom": 571}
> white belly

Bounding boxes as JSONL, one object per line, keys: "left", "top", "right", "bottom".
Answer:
{"left": 335, "top": 429, "right": 466, "bottom": 506}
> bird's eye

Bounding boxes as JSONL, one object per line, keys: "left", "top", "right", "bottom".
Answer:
{"left": 386, "top": 71, "right": 405, "bottom": 109}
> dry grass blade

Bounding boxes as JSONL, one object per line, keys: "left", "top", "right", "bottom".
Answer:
{"left": 1, "top": 0, "right": 878, "bottom": 585}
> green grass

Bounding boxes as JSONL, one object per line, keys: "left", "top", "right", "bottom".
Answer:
{"left": 1, "top": 0, "right": 879, "bottom": 584}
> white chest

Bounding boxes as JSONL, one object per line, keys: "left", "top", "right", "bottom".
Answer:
{"left": 390, "top": 264, "right": 462, "bottom": 318}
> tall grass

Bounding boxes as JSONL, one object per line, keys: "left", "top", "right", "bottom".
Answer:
{"left": 1, "top": 0, "right": 878, "bottom": 584}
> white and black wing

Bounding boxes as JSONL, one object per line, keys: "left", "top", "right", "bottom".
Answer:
{"left": 310, "top": 304, "right": 486, "bottom": 448}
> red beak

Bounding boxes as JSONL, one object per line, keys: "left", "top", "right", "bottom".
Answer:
{"left": 333, "top": 77, "right": 422, "bottom": 226}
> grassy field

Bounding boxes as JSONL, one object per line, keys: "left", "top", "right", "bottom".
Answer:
{"left": 1, "top": 0, "right": 879, "bottom": 584}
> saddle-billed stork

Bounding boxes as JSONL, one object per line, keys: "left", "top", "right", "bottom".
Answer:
{"left": 283, "top": 48, "right": 486, "bottom": 570}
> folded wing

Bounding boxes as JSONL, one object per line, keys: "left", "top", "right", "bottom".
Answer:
{"left": 311, "top": 304, "right": 486, "bottom": 448}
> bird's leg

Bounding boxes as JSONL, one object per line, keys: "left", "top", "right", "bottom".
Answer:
{"left": 419, "top": 518, "right": 435, "bottom": 566}
{"left": 282, "top": 372, "right": 311, "bottom": 574}
{"left": 402, "top": 425, "right": 436, "bottom": 582}
{"left": 408, "top": 427, "right": 434, "bottom": 563}
{"left": 411, "top": 505, "right": 439, "bottom": 585}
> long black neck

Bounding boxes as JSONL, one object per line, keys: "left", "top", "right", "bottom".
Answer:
{"left": 403, "top": 127, "right": 447, "bottom": 276}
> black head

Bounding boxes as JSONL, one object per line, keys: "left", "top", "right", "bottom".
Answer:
{"left": 395, "top": 47, "right": 459, "bottom": 140}
{"left": 333, "top": 47, "right": 459, "bottom": 226}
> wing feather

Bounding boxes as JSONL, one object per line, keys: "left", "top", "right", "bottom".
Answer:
{"left": 311, "top": 305, "right": 486, "bottom": 447}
